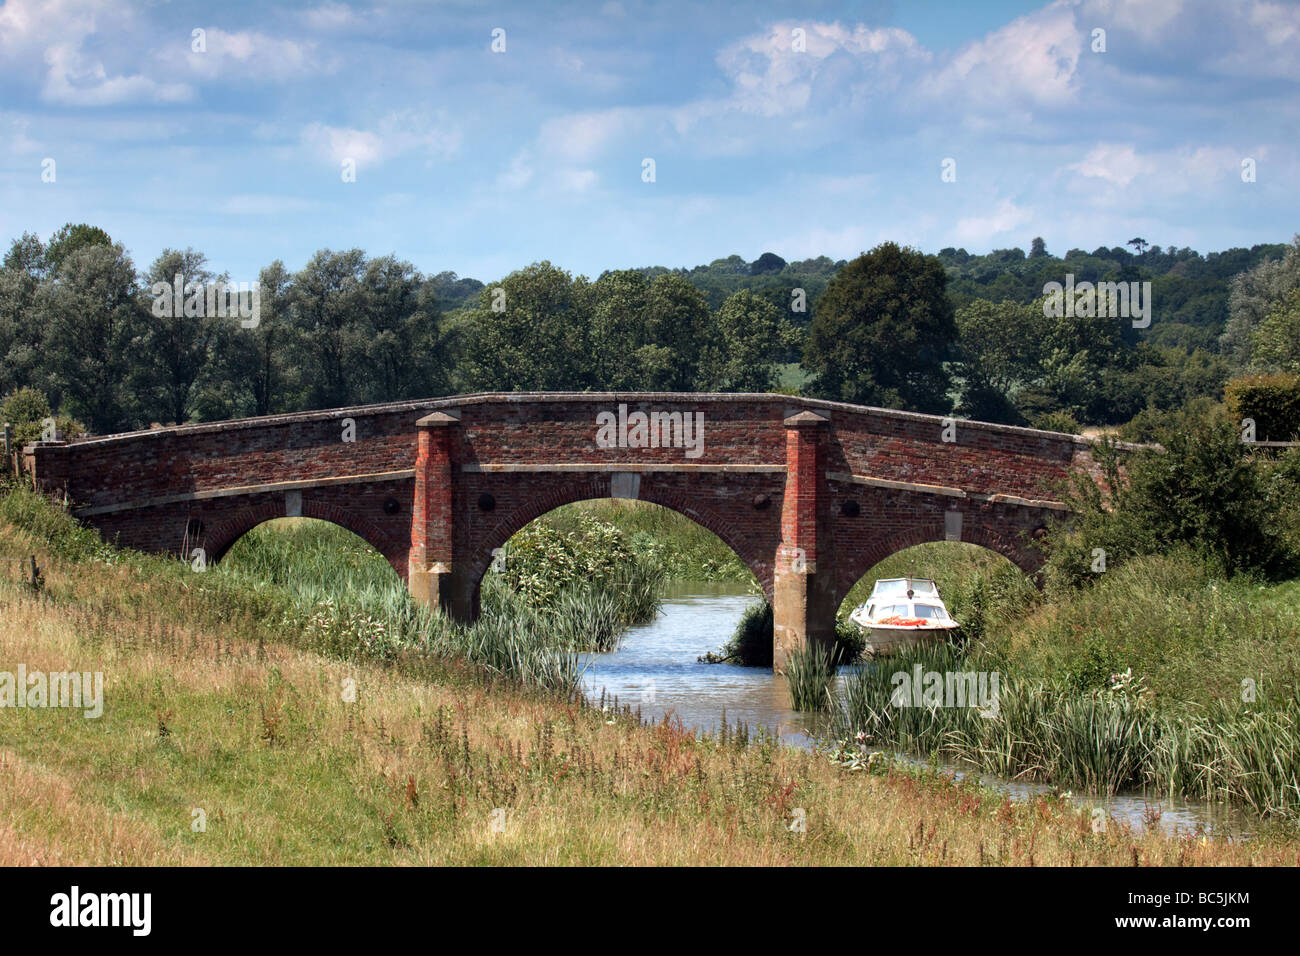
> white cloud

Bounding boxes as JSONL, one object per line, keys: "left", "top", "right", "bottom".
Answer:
{"left": 219, "top": 194, "right": 319, "bottom": 216}
{"left": 301, "top": 123, "right": 384, "bottom": 166}
{"left": 922, "top": 3, "right": 1083, "bottom": 108}
{"left": 302, "top": 3, "right": 358, "bottom": 31}
{"left": 537, "top": 108, "right": 640, "bottom": 163}
{"left": 1068, "top": 143, "right": 1156, "bottom": 186}
{"left": 952, "top": 199, "right": 1034, "bottom": 244}
{"left": 183, "top": 28, "right": 319, "bottom": 81}
{"left": 0, "top": 0, "right": 194, "bottom": 105}
{"left": 300, "top": 111, "right": 461, "bottom": 169}
{"left": 497, "top": 150, "right": 535, "bottom": 190}
{"left": 712, "top": 21, "right": 928, "bottom": 118}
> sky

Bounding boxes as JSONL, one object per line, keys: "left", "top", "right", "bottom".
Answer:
{"left": 1, "top": 0, "right": 1297, "bottom": 285}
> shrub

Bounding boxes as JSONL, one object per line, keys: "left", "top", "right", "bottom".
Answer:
{"left": 1223, "top": 373, "right": 1300, "bottom": 442}
{"left": 1030, "top": 410, "right": 1082, "bottom": 434}
{"left": 0, "top": 387, "right": 86, "bottom": 447}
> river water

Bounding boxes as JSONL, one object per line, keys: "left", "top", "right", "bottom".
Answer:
{"left": 579, "top": 581, "right": 1255, "bottom": 839}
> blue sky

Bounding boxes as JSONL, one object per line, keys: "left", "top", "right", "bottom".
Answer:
{"left": 1, "top": 0, "right": 1297, "bottom": 284}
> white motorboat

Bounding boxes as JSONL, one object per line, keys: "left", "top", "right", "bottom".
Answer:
{"left": 847, "top": 577, "right": 960, "bottom": 657}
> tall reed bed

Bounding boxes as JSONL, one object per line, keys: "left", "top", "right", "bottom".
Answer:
{"left": 831, "top": 644, "right": 1300, "bottom": 818}
{"left": 212, "top": 514, "right": 671, "bottom": 694}
{"left": 785, "top": 642, "right": 840, "bottom": 711}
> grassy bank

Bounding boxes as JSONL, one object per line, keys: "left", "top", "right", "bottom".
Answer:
{"left": 824, "top": 546, "right": 1300, "bottom": 819}
{"left": 3, "top": 490, "right": 1298, "bottom": 863}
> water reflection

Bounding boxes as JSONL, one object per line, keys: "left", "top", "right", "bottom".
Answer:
{"left": 580, "top": 581, "right": 1256, "bottom": 839}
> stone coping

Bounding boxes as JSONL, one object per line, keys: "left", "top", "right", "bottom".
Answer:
{"left": 24, "top": 391, "right": 1147, "bottom": 452}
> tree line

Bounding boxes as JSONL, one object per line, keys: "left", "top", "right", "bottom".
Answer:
{"left": 2, "top": 222, "right": 1297, "bottom": 440}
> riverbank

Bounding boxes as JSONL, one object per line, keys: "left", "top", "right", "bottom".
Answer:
{"left": 4, "top": 485, "right": 1299, "bottom": 863}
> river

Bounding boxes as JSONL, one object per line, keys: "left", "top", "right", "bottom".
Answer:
{"left": 579, "top": 581, "right": 1256, "bottom": 839}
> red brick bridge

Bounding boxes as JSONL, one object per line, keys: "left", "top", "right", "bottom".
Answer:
{"left": 25, "top": 393, "right": 1107, "bottom": 670}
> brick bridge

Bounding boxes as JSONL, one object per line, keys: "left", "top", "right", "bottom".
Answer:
{"left": 25, "top": 393, "right": 1107, "bottom": 670}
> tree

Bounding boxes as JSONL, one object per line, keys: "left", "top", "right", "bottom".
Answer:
{"left": 1221, "top": 235, "right": 1300, "bottom": 368}
{"left": 750, "top": 252, "right": 787, "bottom": 275}
{"left": 45, "top": 223, "right": 112, "bottom": 274}
{"left": 1029, "top": 237, "right": 1048, "bottom": 258}
{"left": 803, "top": 242, "right": 956, "bottom": 412}
{"left": 137, "top": 247, "right": 221, "bottom": 424}
{"left": 356, "top": 255, "right": 445, "bottom": 402}
{"left": 589, "top": 269, "right": 652, "bottom": 390}
{"left": 643, "top": 273, "right": 709, "bottom": 390}
{"left": 457, "top": 262, "right": 594, "bottom": 392}
{"left": 36, "top": 243, "right": 148, "bottom": 433}
{"left": 194, "top": 259, "right": 293, "bottom": 419}
{"left": 0, "top": 233, "right": 48, "bottom": 396}
{"left": 698, "top": 290, "right": 790, "bottom": 392}
{"left": 1127, "top": 237, "right": 1149, "bottom": 256}
{"left": 287, "top": 249, "right": 369, "bottom": 409}
{"left": 953, "top": 299, "right": 1044, "bottom": 423}
{"left": 1250, "top": 288, "right": 1300, "bottom": 374}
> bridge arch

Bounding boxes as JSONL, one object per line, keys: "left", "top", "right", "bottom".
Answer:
{"left": 464, "top": 486, "right": 771, "bottom": 612}
{"left": 833, "top": 520, "right": 1042, "bottom": 608}
{"left": 205, "top": 499, "right": 409, "bottom": 577}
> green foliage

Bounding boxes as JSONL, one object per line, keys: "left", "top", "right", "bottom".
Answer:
{"left": 697, "top": 289, "right": 793, "bottom": 392}
{"left": 706, "top": 600, "right": 862, "bottom": 667}
{"left": 36, "top": 242, "right": 148, "bottom": 433}
{"left": 44, "top": 223, "right": 112, "bottom": 274}
{"left": 458, "top": 261, "right": 594, "bottom": 392}
{"left": 1222, "top": 235, "right": 1300, "bottom": 367}
{"left": 785, "top": 642, "right": 840, "bottom": 711}
{"left": 1030, "top": 410, "right": 1082, "bottom": 434}
{"left": 540, "top": 499, "right": 751, "bottom": 582}
{"left": 1224, "top": 372, "right": 1300, "bottom": 442}
{"left": 496, "top": 514, "right": 663, "bottom": 628}
{"left": 1250, "top": 288, "right": 1300, "bottom": 373}
{"left": 804, "top": 242, "right": 956, "bottom": 413}
{"left": 705, "top": 601, "right": 773, "bottom": 666}
{"left": 1045, "top": 410, "right": 1299, "bottom": 586}
{"left": 0, "top": 387, "right": 85, "bottom": 447}
{"left": 952, "top": 298, "right": 1041, "bottom": 423}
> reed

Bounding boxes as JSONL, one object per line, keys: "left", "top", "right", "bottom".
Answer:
{"left": 785, "top": 642, "right": 840, "bottom": 711}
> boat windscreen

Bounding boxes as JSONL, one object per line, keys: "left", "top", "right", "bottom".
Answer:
{"left": 913, "top": 604, "right": 947, "bottom": 619}
{"left": 874, "top": 580, "right": 909, "bottom": 597}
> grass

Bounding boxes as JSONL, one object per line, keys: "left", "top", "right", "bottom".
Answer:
{"left": 5, "top": 512, "right": 1300, "bottom": 863}
{"left": 5, "top": 482, "right": 1300, "bottom": 860}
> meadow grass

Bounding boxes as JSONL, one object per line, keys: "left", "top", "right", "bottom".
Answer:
{"left": 4, "top": 516, "right": 1299, "bottom": 865}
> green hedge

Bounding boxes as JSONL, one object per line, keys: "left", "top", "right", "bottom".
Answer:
{"left": 1224, "top": 373, "right": 1300, "bottom": 442}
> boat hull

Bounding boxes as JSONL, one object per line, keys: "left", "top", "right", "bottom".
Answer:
{"left": 861, "top": 623, "right": 960, "bottom": 658}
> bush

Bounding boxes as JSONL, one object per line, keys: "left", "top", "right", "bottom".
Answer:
{"left": 1223, "top": 373, "right": 1300, "bottom": 442}
{"left": 0, "top": 387, "right": 87, "bottom": 447}
{"left": 1045, "top": 411, "right": 1299, "bottom": 585}
{"left": 1030, "top": 410, "right": 1082, "bottom": 434}
{"left": 705, "top": 601, "right": 863, "bottom": 667}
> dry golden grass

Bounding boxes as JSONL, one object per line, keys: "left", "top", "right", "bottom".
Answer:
{"left": 1, "top": 521, "right": 1298, "bottom": 866}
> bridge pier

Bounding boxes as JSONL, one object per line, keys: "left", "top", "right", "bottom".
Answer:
{"left": 772, "top": 411, "right": 837, "bottom": 674}
{"left": 409, "top": 411, "right": 475, "bottom": 622}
